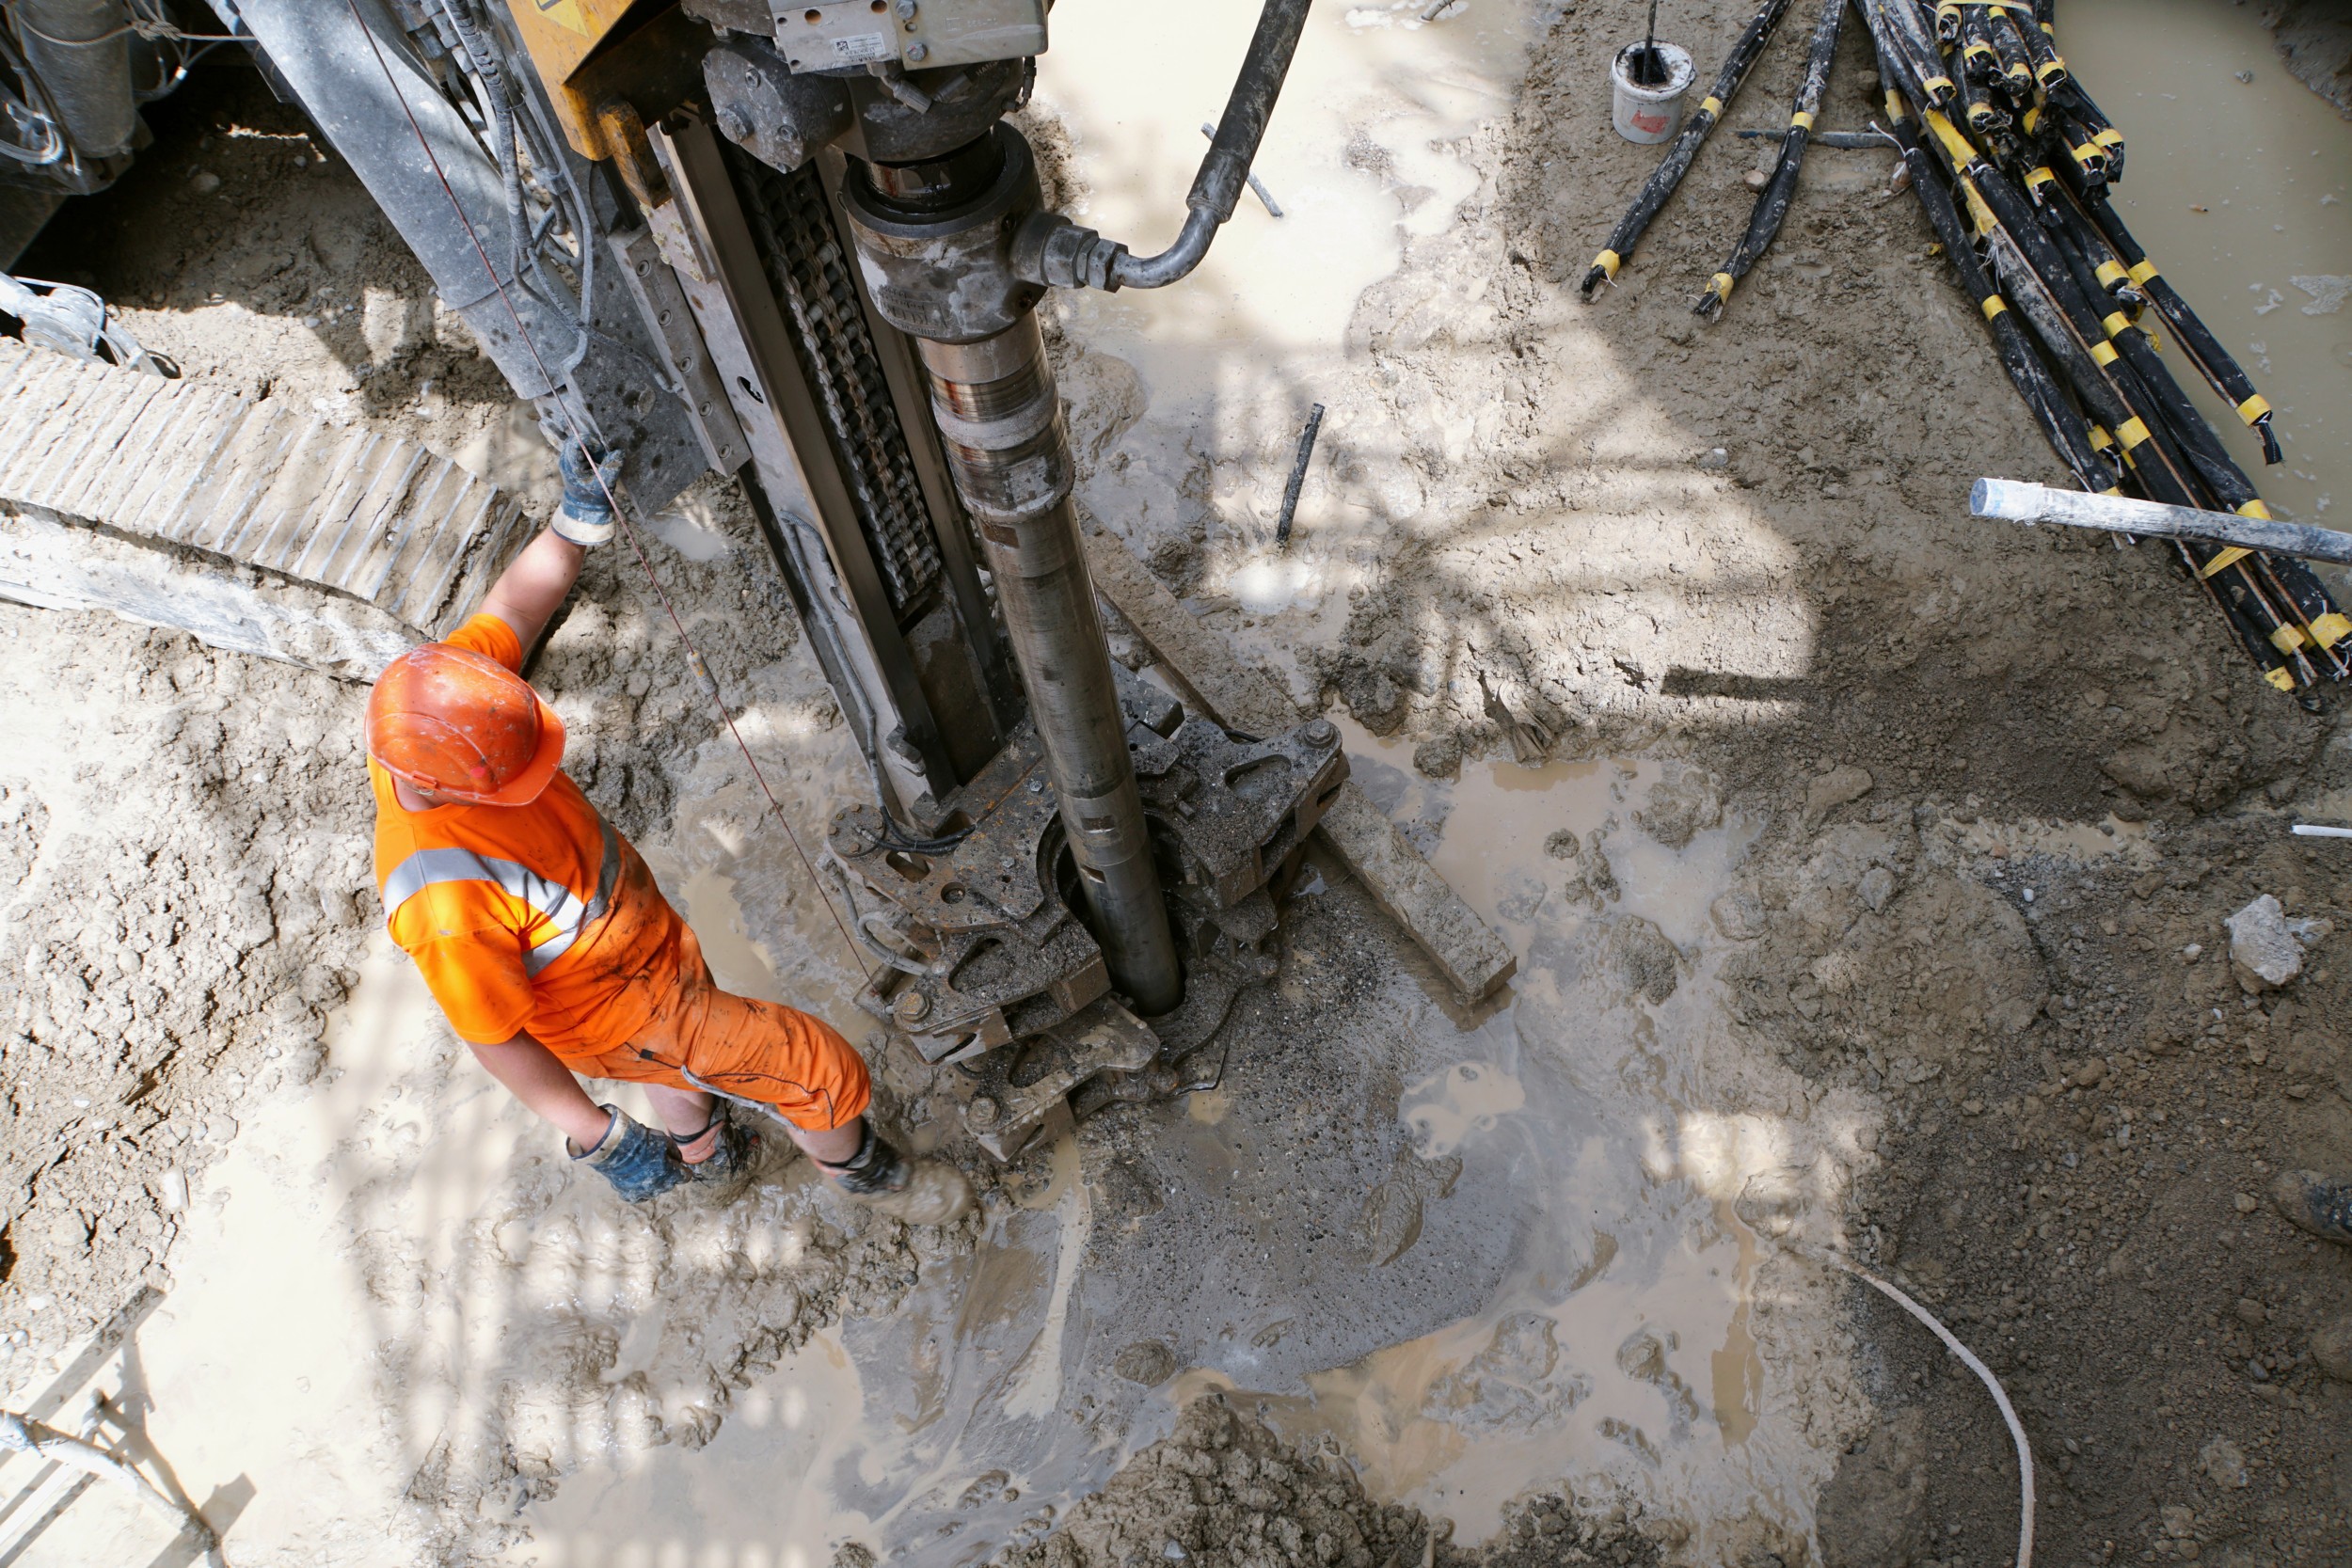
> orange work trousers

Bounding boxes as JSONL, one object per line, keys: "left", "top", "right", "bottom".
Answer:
{"left": 558, "top": 926, "right": 870, "bottom": 1132}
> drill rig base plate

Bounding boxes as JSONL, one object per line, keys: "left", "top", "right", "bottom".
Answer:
{"left": 830, "top": 672, "right": 1343, "bottom": 1161}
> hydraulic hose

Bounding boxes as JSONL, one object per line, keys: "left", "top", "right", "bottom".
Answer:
{"left": 1106, "top": 0, "right": 1310, "bottom": 290}
{"left": 428, "top": 0, "right": 528, "bottom": 295}
{"left": 429, "top": 0, "right": 594, "bottom": 371}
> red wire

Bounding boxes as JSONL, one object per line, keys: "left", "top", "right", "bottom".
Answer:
{"left": 342, "top": 0, "right": 874, "bottom": 985}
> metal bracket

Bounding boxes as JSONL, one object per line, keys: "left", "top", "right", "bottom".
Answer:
{"left": 960, "top": 993, "right": 1156, "bottom": 1162}
{"left": 829, "top": 670, "right": 1349, "bottom": 1159}
{"left": 607, "top": 227, "right": 752, "bottom": 477}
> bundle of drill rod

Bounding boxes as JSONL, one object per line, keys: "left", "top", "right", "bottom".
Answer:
{"left": 1581, "top": 0, "right": 2347, "bottom": 696}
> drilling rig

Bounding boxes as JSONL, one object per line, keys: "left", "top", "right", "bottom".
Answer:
{"left": 8, "top": 0, "right": 1506, "bottom": 1158}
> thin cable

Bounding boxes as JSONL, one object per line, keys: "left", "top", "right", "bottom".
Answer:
{"left": 1802, "top": 1243, "right": 2035, "bottom": 1568}
{"left": 0, "top": 7, "right": 242, "bottom": 45}
{"left": 342, "top": 0, "right": 873, "bottom": 984}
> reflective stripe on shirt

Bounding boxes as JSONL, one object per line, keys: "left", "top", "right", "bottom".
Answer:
{"left": 380, "top": 816, "right": 622, "bottom": 975}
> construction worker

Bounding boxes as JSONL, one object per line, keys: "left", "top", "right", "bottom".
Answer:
{"left": 364, "top": 439, "right": 970, "bottom": 1222}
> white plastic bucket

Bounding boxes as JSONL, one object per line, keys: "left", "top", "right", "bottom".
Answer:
{"left": 1612, "top": 41, "right": 1694, "bottom": 144}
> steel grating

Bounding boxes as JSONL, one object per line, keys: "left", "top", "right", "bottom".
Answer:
{"left": 0, "top": 341, "right": 529, "bottom": 639}
{"left": 725, "top": 147, "right": 943, "bottom": 618}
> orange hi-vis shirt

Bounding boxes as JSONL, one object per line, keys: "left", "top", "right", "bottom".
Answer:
{"left": 370, "top": 614, "right": 686, "bottom": 1053}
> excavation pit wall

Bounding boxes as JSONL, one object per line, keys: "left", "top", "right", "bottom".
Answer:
{"left": 6, "top": 0, "right": 2352, "bottom": 1563}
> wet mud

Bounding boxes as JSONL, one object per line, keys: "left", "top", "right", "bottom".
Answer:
{"left": 527, "top": 745, "right": 1867, "bottom": 1565}
{"left": 5, "top": 1, "right": 2351, "bottom": 1563}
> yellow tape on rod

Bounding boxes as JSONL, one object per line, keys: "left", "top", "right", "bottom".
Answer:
{"left": 1980, "top": 295, "right": 2008, "bottom": 321}
{"left": 2236, "top": 394, "right": 2271, "bottom": 424}
{"left": 1926, "top": 110, "right": 1976, "bottom": 165}
{"left": 2200, "top": 546, "right": 2252, "bottom": 578}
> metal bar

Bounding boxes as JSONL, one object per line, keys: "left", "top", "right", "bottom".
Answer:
{"left": 1733, "top": 128, "right": 1896, "bottom": 149}
{"left": 1275, "top": 402, "right": 1323, "bottom": 549}
{"left": 1109, "top": 0, "right": 1313, "bottom": 290}
{"left": 918, "top": 316, "right": 1182, "bottom": 1013}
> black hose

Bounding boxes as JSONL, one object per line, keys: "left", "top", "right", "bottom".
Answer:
{"left": 1871, "top": 87, "right": 2112, "bottom": 493}
{"left": 1693, "top": 0, "right": 1840, "bottom": 320}
{"left": 1110, "top": 0, "right": 1311, "bottom": 290}
{"left": 1579, "top": 0, "right": 1797, "bottom": 297}
{"left": 2055, "top": 158, "right": 2281, "bottom": 463}
{"left": 432, "top": 0, "right": 596, "bottom": 371}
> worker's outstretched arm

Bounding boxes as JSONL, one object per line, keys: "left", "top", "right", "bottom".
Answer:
{"left": 469, "top": 1032, "right": 613, "bottom": 1149}
{"left": 481, "top": 436, "right": 622, "bottom": 652}
{"left": 481, "top": 527, "right": 586, "bottom": 653}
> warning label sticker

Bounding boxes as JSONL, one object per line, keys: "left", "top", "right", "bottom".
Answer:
{"left": 829, "top": 32, "right": 894, "bottom": 62}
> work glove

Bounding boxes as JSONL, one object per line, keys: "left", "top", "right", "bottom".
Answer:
{"left": 553, "top": 436, "right": 622, "bottom": 547}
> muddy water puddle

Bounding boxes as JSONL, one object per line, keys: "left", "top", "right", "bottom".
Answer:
{"left": 1164, "top": 734, "right": 1830, "bottom": 1550}
{"left": 522, "top": 1134, "right": 1104, "bottom": 1566}
{"left": 521, "top": 736, "right": 1857, "bottom": 1560}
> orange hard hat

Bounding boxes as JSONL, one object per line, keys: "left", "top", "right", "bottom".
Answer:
{"left": 366, "top": 642, "right": 565, "bottom": 806}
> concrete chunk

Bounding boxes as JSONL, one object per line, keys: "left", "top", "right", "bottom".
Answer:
{"left": 2226, "top": 894, "right": 2331, "bottom": 993}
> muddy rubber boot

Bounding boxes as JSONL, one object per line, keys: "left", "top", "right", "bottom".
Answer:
{"left": 2271, "top": 1169, "right": 2352, "bottom": 1243}
{"left": 675, "top": 1109, "right": 758, "bottom": 1204}
{"left": 568, "top": 1105, "right": 689, "bottom": 1203}
{"left": 818, "top": 1122, "right": 973, "bottom": 1226}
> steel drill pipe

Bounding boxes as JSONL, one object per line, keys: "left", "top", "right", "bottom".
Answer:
{"left": 919, "top": 317, "right": 1184, "bottom": 1014}
{"left": 841, "top": 127, "right": 1185, "bottom": 1010}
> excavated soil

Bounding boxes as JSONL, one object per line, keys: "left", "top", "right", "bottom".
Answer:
{"left": 4, "top": 5, "right": 2350, "bottom": 1565}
